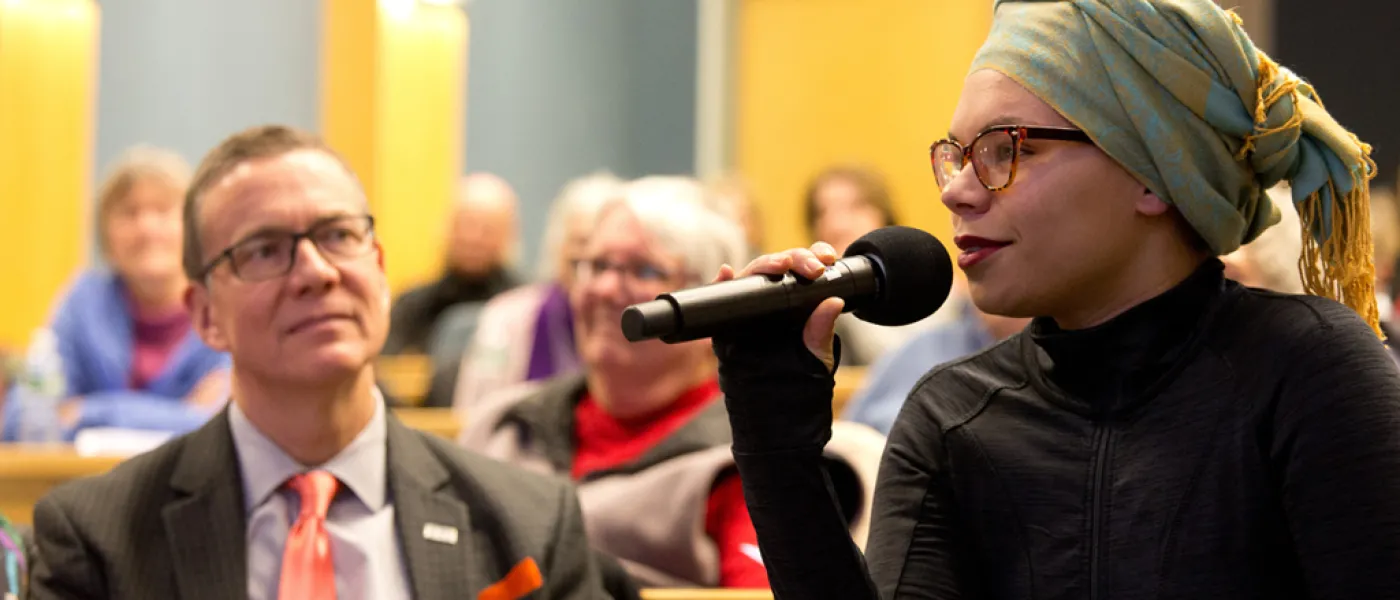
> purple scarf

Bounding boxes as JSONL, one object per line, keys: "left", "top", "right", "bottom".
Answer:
{"left": 525, "top": 283, "right": 581, "bottom": 381}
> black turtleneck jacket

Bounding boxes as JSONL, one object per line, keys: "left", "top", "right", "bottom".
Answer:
{"left": 715, "top": 260, "right": 1400, "bottom": 599}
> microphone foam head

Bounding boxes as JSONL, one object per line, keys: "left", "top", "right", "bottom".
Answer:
{"left": 843, "top": 226, "right": 953, "bottom": 326}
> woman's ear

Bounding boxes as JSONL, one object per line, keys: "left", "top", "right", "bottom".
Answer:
{"left": 1135, "top": 187, "right": 1171, "bottom": 217}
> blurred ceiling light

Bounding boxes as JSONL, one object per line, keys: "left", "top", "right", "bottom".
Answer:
{"left": 379, "top": 0, "right": 415, "bottom": 19}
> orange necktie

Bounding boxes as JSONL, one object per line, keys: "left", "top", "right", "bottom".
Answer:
{"left": 278, "top": 471, "right": 339, "bottom": 600}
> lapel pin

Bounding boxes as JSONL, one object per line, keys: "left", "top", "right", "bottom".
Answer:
{"left": 423, "top": 522, "right": 460, "bottom": 545}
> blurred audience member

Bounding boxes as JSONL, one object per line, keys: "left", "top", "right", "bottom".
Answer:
{"left": 842, "top": 281, "right": 1029, "bottom": 435}
{"left": 453, "top": 173, "right": 622, "bottom": 409}
{"left": 802, "top": 164, "right": 928, "bottom": 366}
{"left": 803, "top": 165, "right": 898, "bottom": 256}
{"left": 1371, "top": 186, "right": 1400, "bottom": 356}
{"left": 706, "top": 172, "right": 765, "bottom": 258}
{"left": 384, "top": 172, "right": 520, "bottom": 355}
{"left": 462, "top": 177, "right": 883, "bottom": 589}
{"left": 2, "top": 146, "right": 228, "bottom": 441}
{"left": 1221, "top": 185, "right": 1304, "bottom": 294}
{"left": 383, "top": 173, "right": 521, "bottom": 407}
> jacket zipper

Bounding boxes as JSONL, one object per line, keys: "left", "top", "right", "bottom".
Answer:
{"left": 1089, "top": 424, "right": 1113, "bottom": 600}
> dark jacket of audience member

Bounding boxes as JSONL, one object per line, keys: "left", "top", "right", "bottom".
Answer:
{"left": 27, "top": 407, "right": 598, "bottom": 599}
{"left": 383, "top": 267, "right": 519, "bottom": 357}
{"left": 384, "top": 268, "right": 519, "bottom": 408}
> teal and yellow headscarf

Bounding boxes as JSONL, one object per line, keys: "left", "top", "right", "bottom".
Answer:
{"left": 970, "top": 0, "right": 1381, "bottom": 336}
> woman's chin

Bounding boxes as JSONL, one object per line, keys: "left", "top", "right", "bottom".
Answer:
{"left": 967, "top": 282, "right": 1032, "bottom": 320}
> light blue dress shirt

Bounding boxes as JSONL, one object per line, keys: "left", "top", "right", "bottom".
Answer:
{"left": 229, "top": 398, "right": 413, "bottom": 600}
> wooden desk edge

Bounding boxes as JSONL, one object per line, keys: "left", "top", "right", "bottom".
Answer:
{"left": 640, "top": 590, "right": 773, "bottom": 600}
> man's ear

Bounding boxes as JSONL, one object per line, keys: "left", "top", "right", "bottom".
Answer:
{"left": 1135, "top": 187, "right": 1171, "bottom": 217}
{"left": 373, "top": 240, "right": 392, "bottom": 310}
{"left": 186, "top": 283, "right": 230, "bottom": 352}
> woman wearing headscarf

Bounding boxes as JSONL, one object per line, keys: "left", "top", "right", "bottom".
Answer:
{"left": 710, "top": 1, "right": 1400, "bottom": 598}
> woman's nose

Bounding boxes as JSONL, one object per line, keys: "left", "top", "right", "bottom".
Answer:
{"left": 940, "top": 161, "right": 993, "bottom": 216}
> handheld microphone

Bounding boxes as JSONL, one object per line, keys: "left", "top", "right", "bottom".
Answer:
{"left": 621, "top": 226, "right": 954, "bottom": 343}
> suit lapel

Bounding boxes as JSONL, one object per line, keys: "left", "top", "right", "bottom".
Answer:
{"left": 161, "top": 410, "right": 249, "bottom": 600}
{"left": 387, "top": 415, "right": 478, "bottom": 600}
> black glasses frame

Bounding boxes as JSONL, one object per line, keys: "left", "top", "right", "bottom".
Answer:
{"left": 197, "top": 214, "right": 377, "bottom": 282}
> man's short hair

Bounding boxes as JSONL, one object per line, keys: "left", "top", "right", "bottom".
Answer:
{"left": 182, "top": 125, "right": 361, "bottom": 282}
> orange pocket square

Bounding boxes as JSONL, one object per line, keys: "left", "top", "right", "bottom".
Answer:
{"left": 477, "top": 557, "right": 543, "bottom": 600}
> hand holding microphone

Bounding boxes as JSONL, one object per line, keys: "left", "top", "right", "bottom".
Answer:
{"left": 622, "top": 226, "right": 955, "bottom": 372}
{"left": 631, "top": 226, "right": 953, "bottom": 458}
{"left": 710, "top": 242, "right": 849, "bottom": 373}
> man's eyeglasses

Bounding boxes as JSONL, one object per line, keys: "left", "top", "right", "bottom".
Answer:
{"left": 198, "top": 215, "right": 376, "bottom": 282}
{"left": 930, "top": 126, "right": 1093, "bottom": 192}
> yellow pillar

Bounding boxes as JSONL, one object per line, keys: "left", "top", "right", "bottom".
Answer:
{"left": 321, "top": 0, "right": 468, "bottom": 294}
{"left": 0, "top": 0, "right": 100, "bottom": 350}
{"left": 735, "top": 0, "right": 993, "bottom": 256}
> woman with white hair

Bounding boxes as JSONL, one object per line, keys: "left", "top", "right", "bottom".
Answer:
{"left": 462, "top": 177, "right": 886, "bottom": 590}
{"left": 3, "top": 146, "right": 229, "bottom": 441}
{"left": 451, "top": 172, "right": 621, "bottom": 409}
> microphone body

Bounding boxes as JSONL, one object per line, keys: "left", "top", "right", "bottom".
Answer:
{"left": 622, "top": 256, "right": 882, "bottom": 343}
{"left": 622, "top": 226, "right": 955, "bottom": 344}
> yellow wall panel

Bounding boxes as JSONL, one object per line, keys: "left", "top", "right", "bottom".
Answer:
{"left": 376, "top": 6, "right": 467, "bottom": 293}
{"left": 322, "top": 0, "right": 467, "bottom": 295}
{"left": 0, "top": 0, "right": 99, "bottom": 349}
{"left": 736, "top": 0, "right": 993, "bottom": 257}
{"left": 321, "top": 0, "right": 379, "bottom": 199}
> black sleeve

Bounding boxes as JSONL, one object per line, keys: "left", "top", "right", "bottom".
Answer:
{"left": 716, "top": 321, "right": 982, "bottom": 599}
{"left": 27, "top": 495, "right": 105, "bottom": 600}
{"left": 863, "top": 386, "right": 980, "bottom": 599}
{"left": 715, "top": 327, "right": 880, "bottom": 599}
{"left": 1271, "top": 306, "right": 1400, "bottom": 597}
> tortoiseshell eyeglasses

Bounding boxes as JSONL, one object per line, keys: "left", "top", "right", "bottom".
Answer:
{"left": 930, "top": 126, "right": 1093, "bottom": 191}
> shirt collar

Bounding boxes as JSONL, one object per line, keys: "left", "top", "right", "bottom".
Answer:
{"left": 228, "top": 390, "right": 389, "bottom": 513}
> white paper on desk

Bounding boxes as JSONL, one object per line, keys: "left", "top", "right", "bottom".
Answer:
{"left": 73, "top": 428, "right": 174, "bottom": 457}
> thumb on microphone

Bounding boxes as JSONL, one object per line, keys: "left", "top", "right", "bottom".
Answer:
{"left": 805, "top": 297, "right": 844, "bottom": 374}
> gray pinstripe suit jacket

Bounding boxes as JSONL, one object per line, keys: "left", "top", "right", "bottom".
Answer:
{"left": 24, "top": 409, "right": 605, "bottom": 599}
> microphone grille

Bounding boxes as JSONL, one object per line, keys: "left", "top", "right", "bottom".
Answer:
{"left": 843, "top": 226, "right": 953, "bottom": 327}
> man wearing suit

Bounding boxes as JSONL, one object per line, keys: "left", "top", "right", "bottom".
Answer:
{"left": 26, "top": 125, "right": 605, "bottom": 599}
